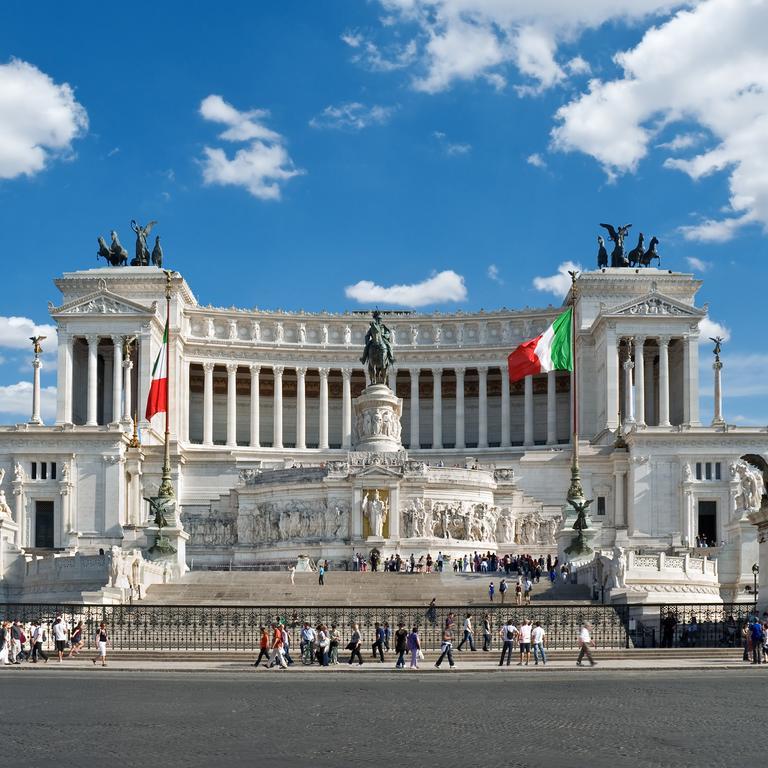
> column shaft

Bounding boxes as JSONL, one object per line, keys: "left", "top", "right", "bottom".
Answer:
{"left": 455, "top": 367, "right": 465, "bottom": 450}
{"left": 226, "top": 363, "right": 237, "bottom": 447}
{"left": 250, "top": 365, "right": 260, "bottom": 447}
{"left": 203, "top": 362, "right": 214, "bottom": 446}
{"left": 501, "top": 365, "right": 511, "bottom": 448}
{"left": 410, "top": 369, "right": 420, "bottom": 449}
{"left": 296, "top": 367, "right": 306, "bottom": 449}
{"left": 432, "top": 368, "right": 443, "bottom": 449}
{"left": 634, "top": 337, "right": 646, "bottom": 426}
{"left": 111, "top": 337, "right": 123, "bottom": 424}
{"left": 341, "top": 369, "right": 352, "bottom": 449}
{"left": 605, "top": 328, "right": 619, "bottom": 429}
{"left": 56, "top": 332, "right": 73, "bottom": 424}
{"left": 523, "top": 375, "right": 533, "bottom": 447}
{"left": 478, "top": 366, "right": 488, "bottom": 449}
{"left": 684, "top": 333, "right": 700, "bottom": 425}
{"left": 30, "top": 358, "right": 42, "bottom": 424}
{"left": 614, "top": 470, "right": 626, "bottom": 527}
{"left": 318, "top": 368, "right": 329, "bottom": 449}
{"left": 122, "top": 352, "right": 133, "bottom": 423}
{"left": 546, "top": 370, "right": 557, "bottom": 445}
{"left": 644, "top": 352, "right": 655, "bottom": 426}
{"left": 273, "top": 366, "right": 284, "bottom": 449}
{"left": 658, "top": 337, "right": 671, "bottom": 426}
{"left": 86, "top": 335, "right": 99, "bottom": 426}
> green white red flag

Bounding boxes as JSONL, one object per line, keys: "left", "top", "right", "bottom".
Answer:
{"left": 145, "top": 321, "right": 168, "bottom": 420}
{"left": 507, "top": 307, "right": 573, "bottom": 383}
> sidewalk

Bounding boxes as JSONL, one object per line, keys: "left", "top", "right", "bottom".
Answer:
{"left": 4, "top": 656, "right": 766, "bottom": 674}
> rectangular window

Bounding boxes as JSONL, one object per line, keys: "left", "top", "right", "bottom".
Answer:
{"left": 705, "top": 462, "right": 712, "bottom": 480}
{"left": 695, "top": 462, "right": 702, "bottom": 480}
{"left": 31, "top": 462, "right": 37, "bottom": 480}
{"left": 51, "top": 462, "right": 57, "bottom": 480}
{"left": 41, "top": 462, "right": 47, "bottom": 480}
{"left": 715, "top": 462, "right": 721, "bottom": 481}
{"left": 597, "top": 496, "right": 606, "bottom": 516}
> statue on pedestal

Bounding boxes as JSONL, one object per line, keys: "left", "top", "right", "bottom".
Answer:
{"left": 360, "top": 311, "right": 395, "bottom": 385}
{"left": 130, "top": 219, "right": 157, "bottom": 266}
{"left": 564, "top": 497, "right": 594, "bottom": 556}
{"left": 362, "top": 490, "right": 388, "bottom": 538}
{"left": 599, "top": 223, "right": 632, "bottom": 267}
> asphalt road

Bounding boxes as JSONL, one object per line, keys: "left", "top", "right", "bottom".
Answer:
{"left": 0, "top": 669, "right": 760, "bottom": 767}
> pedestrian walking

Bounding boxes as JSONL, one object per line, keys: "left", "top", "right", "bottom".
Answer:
{"left": 0, "top": 621, "right": 9, "bottom": 665}
{"left": 91, "top": 622, "right": 108, "bottom": 667}
{"left": 52, "top": 616, "right": 68, "bottom": 663}
{"left": 407, "top": 626, "right": 421, "bottom": 669}
{"left": 316, "top": 625, "right": 330, "bottom": 666}
{"left": 435, "top": 626, "right": 455, "bottom": 669}
{"left": 30, "top": 621, "right": 48, "bottom": 663}
{"left": 318, "top": 563, "right": 325, "bottom": 586}
{"left": 532, "top": 621, "right": 547, "bottom": 665}
{"left": 482, "top": 613, "right": 492, "bottom": 652}
{"left": 660, "top": 612, "right": 677, "bottom": 648}
{"left": 517, "top": 618, "right": 532, "bottom": 666}
{"left": 383, "top": 621, "right": 391, "bottom": 653}
{"left": 347, "top": 623, "right": 363, "bottom": 665}
{"left": 499, "top": 578, "right": 508, "bottom": 604}
{"left": 488, "top": 581, "right": 495, "bottom": 602}
{"left": 749, "top": 618, "right": 764, "bottom": 664}
{"left": 457, "top": 613, "right": 477, "bottom": 652}
{"left": 394, "top": 622, "right": 408, "bottom": 669}
{"left": 254, "top": 626, "right": 271, "bottom": 667}
{"left": 576, "top": 622, "right": 597, "bottom": 667}
{"left": 68, "top": 621, "right": 84, "bottom": 657}
{"left": 499, "top": 618, "right": 518, "bottom": 666}
{"left": 372, "top": 622, "right": 385, "bottom": 662}
{"left": 329, "top": 624, "right": 341, "bottom": 664}
{"left": 268, "top": 622, "right": 288, "bottom": 670}
{"left": 426, "top": 598, "right": 437, "bottom": 625}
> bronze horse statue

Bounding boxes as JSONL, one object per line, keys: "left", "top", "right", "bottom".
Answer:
{"left": 97, "top": 231, "right": 128, "bottom": 266}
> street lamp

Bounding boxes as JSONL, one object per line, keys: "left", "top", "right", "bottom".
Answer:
{"left": 752, "top": 563, "right": 760, "bottom": 607}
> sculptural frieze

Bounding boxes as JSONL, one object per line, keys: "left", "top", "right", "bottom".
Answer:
{"left": 731, "top": 459, "right": 765, "bottom": 518}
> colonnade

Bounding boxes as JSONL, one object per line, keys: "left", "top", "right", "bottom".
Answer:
{"left": 189, "top": 363, "right": 566, "bottom": 450}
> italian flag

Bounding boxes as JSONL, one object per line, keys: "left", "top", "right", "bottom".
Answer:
{"left": 145, "top": 321, "right": 168, "bottom": 420}
{"left": 508, "top": 307, "right": 573, "bottom": 383}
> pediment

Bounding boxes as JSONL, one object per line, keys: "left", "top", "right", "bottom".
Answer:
{"left": 352, "top": 464, "right": 404, "bottom": 480}
{"left": 49, "top": 288, "right": 156, "bottom": 318}
{"left": 602, "top": 291, "right": 706, "bottom": 319}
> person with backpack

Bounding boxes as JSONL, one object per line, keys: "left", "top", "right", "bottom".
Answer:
{"left": 499, "top": 578, "right": 508, "bottom": 604}
{"left": 499, "top": 619, "right": 518, "bottom": 666}
{"left": 750, "top": 618, "right": 764, "bottom": 664}
{"left": 30, "top": 621, "right": 48, "bottom": 663}
{"left": 92, "top": 622, "right": 108, "bottom": 667}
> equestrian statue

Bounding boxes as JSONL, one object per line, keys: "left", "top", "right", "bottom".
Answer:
{"left": 360, "top": 310, "right": 395, "bottom": 386}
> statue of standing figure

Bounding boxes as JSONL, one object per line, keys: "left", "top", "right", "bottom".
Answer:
{"left": 362, "top": 490, "right": 388, "bottom": 538}
{"left": 130, "top": 219, "right": 157, "bottom": 266}
{"left": 599, "top": 223, "right": 632, "bottom": 267}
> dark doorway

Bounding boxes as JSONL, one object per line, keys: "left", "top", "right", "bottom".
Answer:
{"left": 35, "top": 501, "right": 54, "bottom": 548}
{"left": 697, "top": 500, "right": 717, "bottom": 547}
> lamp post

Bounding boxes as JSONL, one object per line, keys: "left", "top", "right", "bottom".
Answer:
{"left": 752, "top": 563, "right": 760, "bottom": 608}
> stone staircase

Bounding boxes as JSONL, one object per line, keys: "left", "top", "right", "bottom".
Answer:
{"left": 145, "top": 570, "right": 591, "bottom": 606}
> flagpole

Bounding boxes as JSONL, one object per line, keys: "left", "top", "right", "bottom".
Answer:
{"left": 566, "top": 270, "right": 584, "bottom": 503}
{"left": 157, "top": 270, "right": 174, "bottom": 499}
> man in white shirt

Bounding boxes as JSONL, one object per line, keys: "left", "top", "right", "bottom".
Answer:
{"left": 52, "top": 616, "right": 68, "bottom": 663}
{"left": 532, "top": 621, "right": 546, "bottom": 665}
{"left": 457, "top": 613, "right": 477, "bottom": 652}
{"left": 518, "top": 619, "right": 532, "bottom": 666}
{"left": 577, "top": 622, "right": 596, "bottom": 666}
{"left": 498, "top": 619, "right": 518, "bottom": 666}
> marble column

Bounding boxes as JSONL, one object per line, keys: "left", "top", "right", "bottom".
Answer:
{"left": 388, "top": 369, "right": 397, "bottom": 393}
{"left": 644, "top": 351, "right": 655, "bottom": 427}
{"left": 712, "top": 358, "right": 725, "bottom": 426}
{"left": 622, "top": 341, "right": 635, "bottom": 426}
{"left": 454, "top": 367, "right": 465, "bottom": 450}
{"left": 56, "top": 332, "right": 73, "bottom": 424}
{"left": 341, "top": 368, "right": 352, "bottom": 449}
{"left": 409, "top": 368, "right": 420, "bottom": 449}
{"left": 432, "top": 367, "right": 443, "bottom": 449}
{"left": 614, "top": 469, "right": 626, "bottom": 527}
{"left": 318, "top": 368, "right": 329, "bottom": 450}
{"left": 478, "top": 366, "right": 488, "bottom": 449}
{"left": 122, "top": 346, "right": 134, "bottom": 423}
{"left": 203, "top": 362, "right": 214, "bottom": 446}
{"left": 249, "top": 364, "right": 260, "bottom": 447}
{"left": 273, "top": 365, "right": 284, "bottom": 449}
{"left": 296, "top": 366, "right": 307, "bottom": 449}
{"left": 181, "top": 358, "right": 190, "bottom": 443}
{"left": 546, "top": 370, "right": 557, "bottom": 445}
{"left": 226, "top": 363, "right": 238, "bottom": 447}
{"left": 86, "top": 334, "right": 99, "bottom": 426}
{"left": 634, "top": 336, "right": 646, "bottom": 426}
{"left": 30, "top": 356, "right": 43, "bottom": 425}
{"left": 523, "top": 375, "right": 534, "bottom": 447}
{"left": 684, "top": 332, "right": 700, "bottom": 425}
{"left": 138, "top": 327, "right": 151, "bottom": 429}
{"left": 500, "top": 365, "right": 511, "bottom": 448}
{"left": 605, "top": 326, "right": 619, "bottom": 429}
{"left": 658, "top": 336, "right": 671, "bottom": 427}
{"left": 111, "top": 336, "right": 123, "bottom": 425}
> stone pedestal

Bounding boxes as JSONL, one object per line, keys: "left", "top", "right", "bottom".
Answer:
{"left": 352, "top": 383, "right": 403, "bottom": 453}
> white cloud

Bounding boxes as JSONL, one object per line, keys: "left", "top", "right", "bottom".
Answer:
{"left": 309, "top": 102, "right": 396, "bottom": 130}
{"left": 345, "top": 270, "right": 467, "bottom": 307}
{"left": 698, "top": 316, "right": 730, "bottom": 343}
{"left": 0, "top": 316, "right": 57, "bottom": 350}
{"left": 199, "top": 95, "right": 303, "bottom": 200}
{"left": 345, "top": 35, "right": 419, "bottom": 73}
{"left": 487, "top": 264, "right": 503, "bottom": 284}
{"left": 532, "top": 260, "right": 582, "bottom": 298}
{"left": 685, "top": 256, "right": 712, "bottom": 272}
{"left": 0, "top": 58, "right": 88, "bottom": 179}
{"left": 656, "top": 132, "right": 704, "bottom": 151}
{"left": 341, "top": 31, "right": 364, "bottom": 48}
{"left": 358, "top": 1, "right": 684, "bottom": 94}
{"left": 526, "top": 152, "right": 547, "bottom": 169}
{"left": 0, "top": 381, "right": 56, "bottom": 422}
{"left": 701, "top": 352, "right": 768, "bottom": 398}
{"left": 433, "top": 130, "right": 471, "bottom": 155}
{"left": 552, "top": 0, "right": 768, "bottom": 241}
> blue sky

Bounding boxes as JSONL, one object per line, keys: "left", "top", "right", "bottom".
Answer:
{"left": 1, "top": 0, "right": 766, "bottom": 424}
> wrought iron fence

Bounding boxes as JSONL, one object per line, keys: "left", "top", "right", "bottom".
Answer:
{"left": 0, "top": 603, "right": 630, "bottom": 652}
{"left": 658, "top": 603, "right": 760, "bottom": 648}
